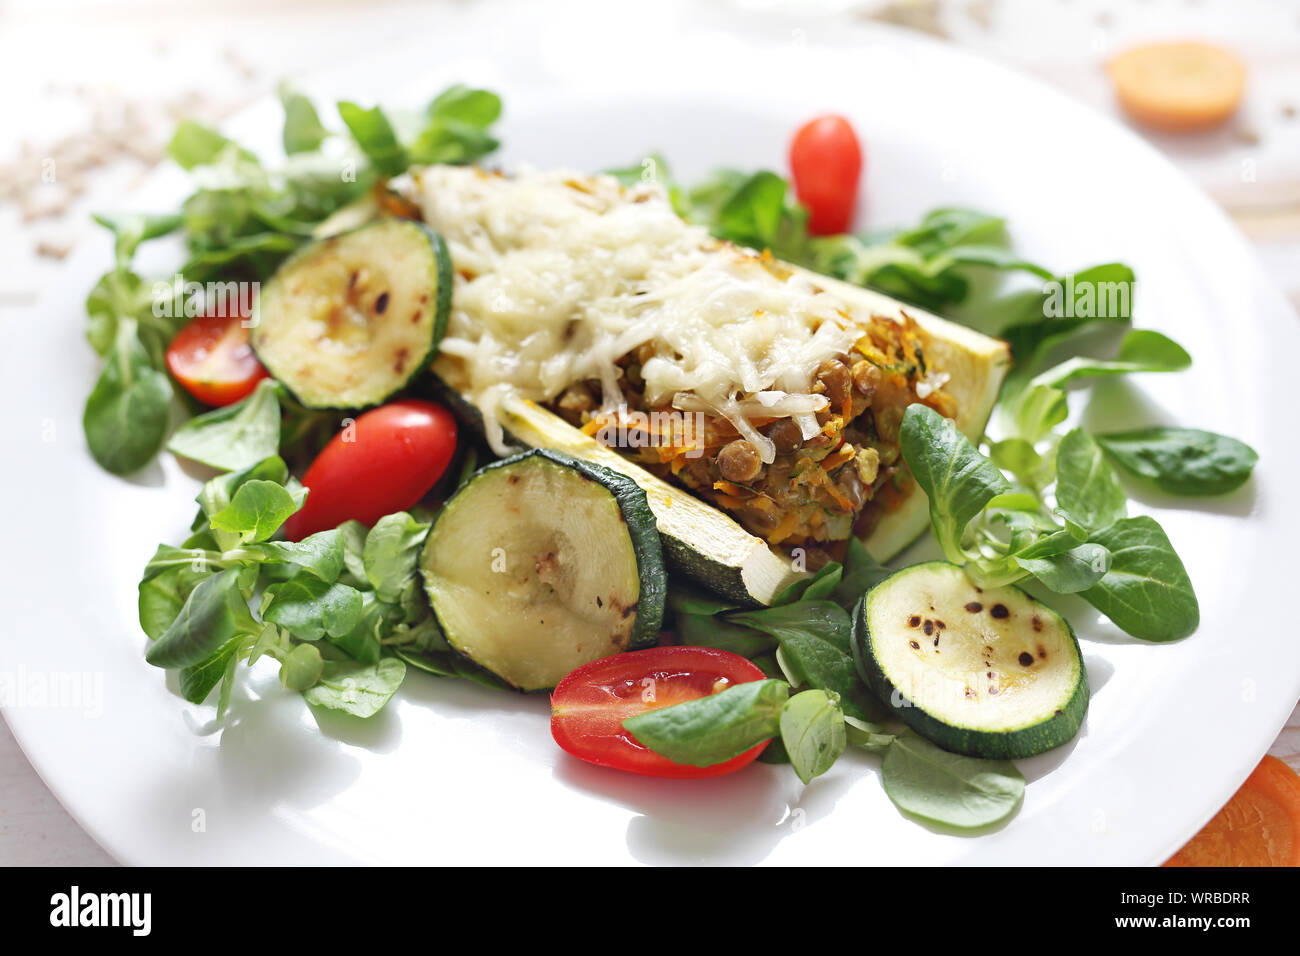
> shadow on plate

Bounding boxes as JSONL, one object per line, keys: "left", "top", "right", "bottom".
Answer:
{"left": 397, "top": 667, "right": 552, "bottom": 719}
{"left": 134, "top": 676, "right": 368, "bottom": 840}
{"left": 1083, "top": 652, "right": 1115, "bottom": 698}
{"left": 553, "top": 750, "right": 858, "bottom": 865}
{"left": 120, "top": 458, "right": 166, "bottom": 489}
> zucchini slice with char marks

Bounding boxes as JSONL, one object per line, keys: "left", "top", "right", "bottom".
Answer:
{"left": 420, "top": 449, "right": 667, "bottom": 692}
{"left": 852, "top": 562, "right": 1088, "bottom": 759}
{"left": 251, "top": 219, "right": 451, "bottom": 408}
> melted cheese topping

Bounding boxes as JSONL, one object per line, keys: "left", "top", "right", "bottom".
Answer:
{"left": 415, "top": 164, "right": 869, "bottom": 461}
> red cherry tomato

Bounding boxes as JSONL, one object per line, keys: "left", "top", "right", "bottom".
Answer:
{"left": 789, "top": 114, "right": 863, "bottom": 236}
{"left": 166, "top": 310, "right": 269, "bottom": 407}
{"left": 551, "top": 647, "right": 769, "bottom": 779}
{"left": 282, "top": 400, "right": 457, "bottom": 541}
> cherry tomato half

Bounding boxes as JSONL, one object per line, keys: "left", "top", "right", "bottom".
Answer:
{"left": 166, "top": 310, "right": 269, "bottom": 407}
{"left": 789, "top": 114, "right": 863, "bottom": 236}
{"left": 551, "top": 647, "right": 769, "bottom": 779}
{"left": 281, "top": 399, "right": 458, "bottom": 541}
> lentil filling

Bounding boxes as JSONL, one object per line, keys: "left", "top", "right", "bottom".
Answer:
{"left": 551, "top": 311, "right": 957, "bottom": 566}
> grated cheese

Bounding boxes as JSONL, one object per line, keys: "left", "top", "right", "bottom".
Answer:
{"left": 415, "top": 164, "right": 877, "bottom": 462}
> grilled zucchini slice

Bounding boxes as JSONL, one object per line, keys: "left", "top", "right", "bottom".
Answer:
{"left": 251, "top": 219, "right": 451, "bottom": 408}
{"left": 851, "top": 562, "right": 1088, "bottom": 758}
{"left": 419, "top": 449, "right": 667, "bottom": 691}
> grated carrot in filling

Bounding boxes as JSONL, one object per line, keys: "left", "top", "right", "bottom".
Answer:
{"left": 766, "top": 509, "right": 801, "bottom": 545}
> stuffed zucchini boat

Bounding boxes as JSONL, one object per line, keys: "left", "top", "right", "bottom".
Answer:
{"left": 411, "top": 165, "right": 1010, "bottom": 587}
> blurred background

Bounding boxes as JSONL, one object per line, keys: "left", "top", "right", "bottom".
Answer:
{"left": 2, "top": 0, "right": 1297, "bottom": 864}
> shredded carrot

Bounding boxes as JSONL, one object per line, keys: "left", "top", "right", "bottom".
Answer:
{"left": 712, "top": 480, "right": 753, "bottom": 498}
{"left": 821, "top": 447, "right": 855, "bottom": 472}
{"left": 822, "top": 482, "right": 853, "bottom": 512}
{"left": 766, "top": 510, "right": 800, "bottom": 545}
{"left": 1164, "top": 756, "right": 1300, "bottom": 867}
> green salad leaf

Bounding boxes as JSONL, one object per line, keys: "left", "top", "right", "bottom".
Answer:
{"left": 179, "top": 638, "right": 244, "bottom": 706}
{"left": 304, "top": 658, "right": 407, "bottom": 718}
{"left": 209, "top": 479, "right": 302, "bottom": 544}
{"left": 262, "top": 575, "right": 365, "bottom": 641}
{"left": 999, "top": 262, "right": 1136, "bottom": 373}
{"left": 139, "top": 561, "right": 208, "bottom": 642}
{"left": 1080, "top": 516, "right": 1199, "bottom": 642}
{"left": 675, "top": 613, "right": 776, "bottom": 659}
{"left": 362, "top": 512, "right": 431, "bottom": 602}
{"left": 1054, "top": 428, "right": 1127, "bottom": 534}
{"left": 145, "top": 567, "right": 259, "bottom": 669}
{"left": 844, "top": 715, "right": 895, "bottom": 754}
{"left": 780, "top": 689, "right": 846, "bottom": 784}
{"left": 83, "top": 318, "right": 173, "bottom": 475}
{"left": 832, "top": 537, "right": 895, "bottom": 607}
{"left": 168, "top": 120, "right": 256, "bottom": 170}
{"left": 770, "top": 562, "right": 842, "bottom": 607}
{"left": 727, "top": 601, "right": 882, "bottom": 722}
{"left": 881, "top": 731, "right": 1025, "bottom": 829}
{"left": 1013, "top": 539, "right": 1111, "bottom": 594}
{"left": 250, "top": 529, "right": 346, "bottom": 581}
{"left": 278, "top": 85, "right": 328, "bottom": 155}
{"left": 337, "top": 101, "right": 408, "bottom": 177}
{"left": 279, "top": 642, "right": 325, "bottom": 691}
{"left": 1030, "top": 329, "right": 1191, "bottom": 390}
{"left": 167, "top": 378, "right": 282, "bottom": 471}
{"left": 623, "top": 679, "right": 788, "bottom": 767}
{"left": 410, "top": 85, "right": 503, "bottom": 164}
{"left": 1097, "top": 427, "right": 1258, "bottom": 496}
{"left": 899, "top": 403, "right": 1010, "bottom": 563}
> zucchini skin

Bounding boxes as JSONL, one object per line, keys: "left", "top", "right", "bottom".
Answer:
{"left": 253, "top": 219, "right": 453, "bottom": 410}
{"left": 420, "top": 448, "right": 667, "bottom": 691}
{"left": 850, "top": 564, "right": 1089, "bottom": 760}
{"left": 427, "top": 229, "right": 453, "bottom": 352}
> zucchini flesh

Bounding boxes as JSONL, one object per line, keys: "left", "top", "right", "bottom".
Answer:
{"left": 853, "top": 562, "right": 1087, "bottom": 759}
{"left": 251, "top": 219, "right": 451, "bottom": 408}
{"left": 420, "top": 449, "right": 666, "bottom": 691}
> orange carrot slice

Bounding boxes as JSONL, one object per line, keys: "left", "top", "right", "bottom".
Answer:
{"left": 1165, "top": 756, "right": 1300, "bottom": 867}
{"left": 1108, "top": 41, "right": 1246, "bottom": 132}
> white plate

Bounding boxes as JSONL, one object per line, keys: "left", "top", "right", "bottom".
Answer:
{"left": 4, "top": 2, "right": 1298, "bottom": 866}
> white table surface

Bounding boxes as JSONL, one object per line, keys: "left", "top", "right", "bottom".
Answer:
{"left": 2, "top": 0, "right": 1297, "bottom": 866}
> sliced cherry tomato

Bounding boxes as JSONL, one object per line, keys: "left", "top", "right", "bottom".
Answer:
{"left": 166, "top": 310, "right": 269, "bottom": 406}
{"left": 551, "top": 646, "right": 769, "bottom": 779}
{"left": 789, "top": 114, "right": 863, "bottom": 236}
{"left": 281, "top": 399, "right": 457, "bottom": 541}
